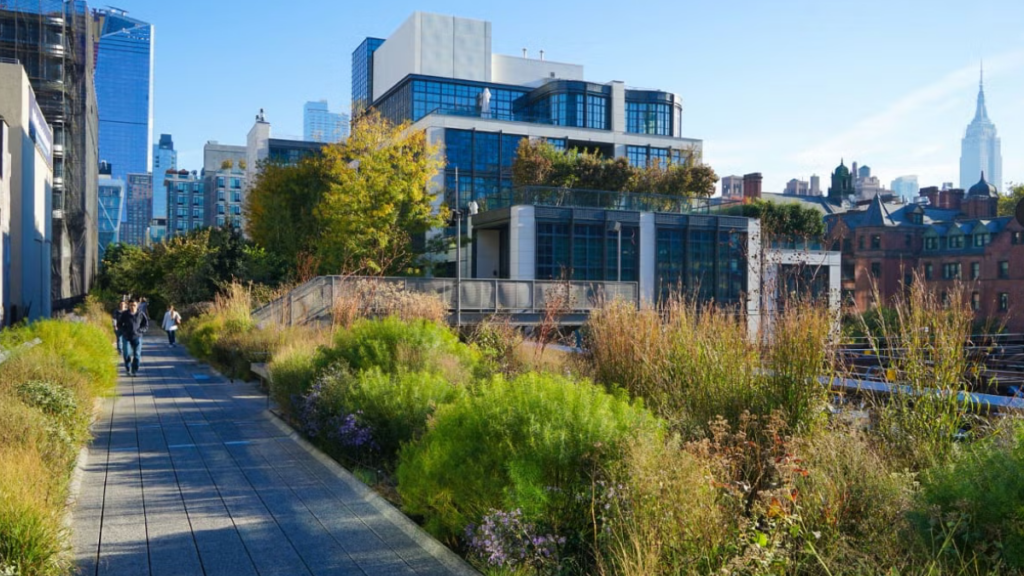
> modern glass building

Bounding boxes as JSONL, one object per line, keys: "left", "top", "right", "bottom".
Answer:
{"left": 97, "top": 174, "right": 125, "bottom": 260}
{"left": 152, "top": 133, "right": 176, "bottom": 218}
{"left": 351, "top": 37, "right": 385, "bottom": 117}
{"left": 93, "top": 8, "right": 153, "bottom": 188}
{"left": 123, "top": 173, "right": 152, "bottom": 246}
{"left": 303, "top": 100, "right": 350, "bottom": 143}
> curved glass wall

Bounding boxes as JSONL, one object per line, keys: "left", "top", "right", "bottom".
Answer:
{"left": 625, "top": 90, "right": 683, "bottom": 136}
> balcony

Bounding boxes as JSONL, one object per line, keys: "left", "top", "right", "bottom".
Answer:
{"left": 477, "top": 186, "right": 741, "bottom": 215}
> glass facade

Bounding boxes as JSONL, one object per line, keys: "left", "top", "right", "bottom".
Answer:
{"left": 656, "top": 225, "right": 745, "bottom": 304}
{"left": 94, "top": 9, "right": 153, "bottom": 186}
{"left": 377, "top": 76, "right": 528, "bottom": 126}
{"left": 165, "top": 172, "right": 205, "bottom": 237}
{"left": 204, "top": 167, "right": 246, "bottom": 230}
{"left": 351, "top": 37, "right": 385, "bottom": 116}
{"left": 303, "top": 100, "right": 350, "bottom": 143}
{"left": 152, "top": 134, "right": 176, "bottom": 218}
{"left": 123, "top": 173, "right": 152, "bottom": 246}
{"left": 534, "top": 221, "right": 639, "bottom": 282}
{"left": 625, "top": 90, "right": 682, "bottom": 136}
{"left": 444, "top": 129, "right": 527, "bottom": 205}
{"left": 514, "top": 81, "right": 610, "bottom": 129}
{"left": 98, "top": 179, "right": 125, "bottom": 259}
{"left": 267, "top": 139, "right": 323, "bottom": 165}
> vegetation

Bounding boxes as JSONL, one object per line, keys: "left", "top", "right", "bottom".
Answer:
{"left": 0, "top": 299, "right": 117, "bottom": 575}
{"left": 512, "top": 139, "right": 719, "bottom": 198}
{"left": 996, "top": 182, "right": 1024, "bottom": 217}
{"left": 726, "top": 199, "right": 826, "bottom": 240}
{"left": 246, "top": 109, "right": 446, "bottom": 276}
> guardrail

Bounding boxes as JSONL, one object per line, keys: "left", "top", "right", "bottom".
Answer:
{"left": 252, "top": 276, "right": 639, "bottom": 328}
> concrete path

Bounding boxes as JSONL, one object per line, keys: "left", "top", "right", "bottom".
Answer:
{"left": 72, "top": 331, "right": 476, "bottom": 576}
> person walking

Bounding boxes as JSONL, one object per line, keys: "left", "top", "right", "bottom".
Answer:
{"left": 162, "top": 304, "right": 182, "bottom": 347}
{"left": 116, "top": 300, "right": 149, "bottom": 376}
{"left": 112, "top": 300, "right": 128, "bottom": 354}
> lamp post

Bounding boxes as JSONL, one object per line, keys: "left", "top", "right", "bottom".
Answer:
{"left": 611, "top": 221, "right": 622, "bottom": 282}
{"left": 453, "top": 168, "right": 478, "bottom": 328}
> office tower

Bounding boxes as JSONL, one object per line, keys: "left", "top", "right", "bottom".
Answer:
{"left": 960, "top": 68, "right": 1002, "bottom": 192}
{"left": 123, "top": 173, "right": 153, "bottom": 246}
{"left": 809, "top": 174, "right": 821, "bottom": 196}
{"left": 352, "top": 37, "right": 386, "bottom": 117}
{"left": 0, "top": 0, "right": 100, "bottom": 305}
{"left": 152, "top": 134, "right": 176, "bottom": 218}
{"left": 303, "top": 100, "right": 350, "bottom": 143}
{"left": 890, "top": 175, "right": 919, "bottom": 201}
{"left": 93, "top": 8, "right": 153, "bottom": 185}
{"left": 97, "top": 162, "right": 124, "bottom": 259}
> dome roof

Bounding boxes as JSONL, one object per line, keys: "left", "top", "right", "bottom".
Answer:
{"left": 968, "top": 172, "right": 997, "bottom": 197}
{"left": 834, "top": 160, "right": 849, "bottom": 177}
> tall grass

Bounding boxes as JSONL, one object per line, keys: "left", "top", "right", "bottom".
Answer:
{"left": 331, "top": 279, "right": 447, "bottom": 328}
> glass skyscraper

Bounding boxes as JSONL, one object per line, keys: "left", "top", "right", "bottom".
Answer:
{"left": 152, "top": 134, "right": 176, "bottom": 218}
{"left": 303, "top": 100, "right": 350, "bottom": 143}
{"left": 351, "top": 37, "right": 385, "bottom": 116}
{"left": 98, "top": 171, "right": 125, "bottom": 260}
{"left": 93, "top": 8, "right": 153, "bottom": 185}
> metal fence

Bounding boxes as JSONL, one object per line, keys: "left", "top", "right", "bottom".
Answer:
{"left": 252, "top": 276, "right": 639, "bottom": 328}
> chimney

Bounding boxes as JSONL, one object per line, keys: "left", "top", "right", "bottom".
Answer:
{"left": 539, "top": 49, "right": 545, "bottom": 61}
{"left": 920, "top": 186, "right": 939, "bottom": 207}
{"left": 742, "top": 173, "right": 763, "bottom": 201}
{"left": 522, "top": 48, "right": 528, "bottom": 58}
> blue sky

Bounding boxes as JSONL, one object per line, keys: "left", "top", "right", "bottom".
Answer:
{"left": 115, "top": 0, "right": 1024, "bottom": 193}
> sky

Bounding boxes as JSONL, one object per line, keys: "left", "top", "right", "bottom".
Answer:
{"left": 108, "top": 0, "right": 1024, "bottom": 193}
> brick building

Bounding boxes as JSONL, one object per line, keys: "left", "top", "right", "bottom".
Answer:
{"left": 825, "top": 172, "right": 1024, "bottom": 331}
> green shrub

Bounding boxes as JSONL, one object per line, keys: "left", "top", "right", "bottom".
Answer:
{"left": 180, "top": 314, "right": 223, "bottom": 360}
{"left": 269, "top": 342, "right": 321, "bottom": 421}
{"left": 0, "top": 448, "right": 66, "bottom": 576}
{"left": 0, "top": 320, "right": 117, "bottom": 398}
{"left": 914, "top": 420, "right": 1024, "bottom": 571}
{"left": 313, "top": 368, "right": 467, "bottom": 462}
{"left": 328, "top": 317, "right": 479, "bottom": 382}
{"left": 396, "top": 372, "right": 662, "bottom": 544}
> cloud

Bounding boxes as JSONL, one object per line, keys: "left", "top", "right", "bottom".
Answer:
{"left": 793, "top": 50, "right": 1024, "bottom": 178}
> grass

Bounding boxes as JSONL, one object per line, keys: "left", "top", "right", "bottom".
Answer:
{"left": 0, "top": 297, "right": 117, "bottom": 575}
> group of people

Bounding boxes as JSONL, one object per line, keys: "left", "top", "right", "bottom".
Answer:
{"left": 112, "top": 296, "right": 183, "bottom": 377}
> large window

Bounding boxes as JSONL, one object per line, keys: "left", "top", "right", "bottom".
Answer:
{"left": 445, "top": 129, "right": 526, "bottom": 203}
{"left": 655, "top": 226, "right": 745, "bottom": 304}
{"left": 626, "top": 146, "right": 673, "bottom": 169}
{"left": 573, "top": 224, "right": 604, "bottom": 280}
{"left": 535, "top": 222, "right": 638, "bottom": 282}
{"left": 999, "top": 261, "right": 1010, "bottom": 279}
{"left": 536, "top": 223, "right": 570, "bottom": 280}
{"left": 407, "top": 78, "right": 526, "bottom": 122}
{"left": 626, "top": 101, "right": 673, "bottom": 135}
{"left": 943, "top": 262, "right": 961, "bottom": 280}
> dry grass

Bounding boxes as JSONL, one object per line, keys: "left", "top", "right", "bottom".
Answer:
{"left": 331, "top": 279, "right": 447, "bottom": 328}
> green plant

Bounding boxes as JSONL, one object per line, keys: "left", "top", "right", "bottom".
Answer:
{"left": 396, "top": 372, "right": 662, "bottom": 547}
{"left": 269, "top": 341, "right": 322, "bottom": 421}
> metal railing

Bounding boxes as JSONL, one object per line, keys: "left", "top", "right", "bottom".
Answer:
{"left": 252, "top": 276, "right": 639, "bottom": 328}
{"left": 478, "top": 186, "right": 741, "bottom": 215}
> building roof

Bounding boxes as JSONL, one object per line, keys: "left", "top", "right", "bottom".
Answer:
{"left": 967, "top": 172, "right": 998, "bottom": 198}
{"left": 759, "top": 192, "right": 845, "bottom": 215}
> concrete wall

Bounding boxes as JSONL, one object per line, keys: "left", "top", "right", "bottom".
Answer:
{"left": 638, "top": 212, "right": 656, "bottom": 306}
{"left": 0, "top": 121, "right": 9, "bottom": 326}
{"left": 245, "top": 120, "right": 270, "bottom": 192}
{"left": 508, "top": 205, "right": 536, "bottom": 280}
{"left": 475, "top": 229, "right": 501, "bottom": 278}
{"left": 491, "top": 54, "right": 583, "bottom": 86}
{"left": 204, "top": 142, "right": 246, "bottom": 173}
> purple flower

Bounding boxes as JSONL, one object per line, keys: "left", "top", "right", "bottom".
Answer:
{"left": 465, "top": 508, "right": 562, "bottom": 570}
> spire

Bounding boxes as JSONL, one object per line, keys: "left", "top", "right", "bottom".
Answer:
{"left": 974, "top": 62, "right": 990, "bottom": 122}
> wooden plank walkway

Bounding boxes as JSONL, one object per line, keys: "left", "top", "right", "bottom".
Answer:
{"left": 71, "top": 331, "right": 476, "bottom": 576}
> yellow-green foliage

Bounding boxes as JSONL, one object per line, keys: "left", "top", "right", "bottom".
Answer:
{"left": 0, "top": 316, "right": 117, "bottom": 574}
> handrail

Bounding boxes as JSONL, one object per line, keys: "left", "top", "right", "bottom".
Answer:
{"left": 0, "top": 338, "right": 43, "bottom": 366}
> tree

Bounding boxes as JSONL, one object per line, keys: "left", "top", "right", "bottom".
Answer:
{"left": 315, "top": 110, "right": 446, "bottom": 274}
{"left": 729, "top": 200, "right": 825, "bottom": 240}
{"left": 997, "top": 183, "right": 1024, "bottom": 217}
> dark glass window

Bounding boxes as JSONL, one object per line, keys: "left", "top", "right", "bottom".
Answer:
{"left": 656, "top": 228, "right": 685, "bottom": 298}
{"left": 858, "top": 236, "right": 864, "bottom": 250}
{"left": 924, "top": 236, "right": 938, "bottom": 250}
{"left": 943, "top": 262, "right": 961, "bottom": 280}
{"left": 536, "top": 222, "right": 570, "bottom": 280}
{"left": 870, "top": 262, "right": 881, "bottom": 278}
{"left": 974, "top": 234, "right": 989, "bottom": 247}
{"left": 924, "top": 263, "right": 933, "bottom": 280}
{"left": 586, "top": 95, "right": 608, "bottom": 129}
{"left": 573, "top": 224, "right": 604, "bottom": 280}
{"left": 626, "top": 101, "right": 672, "bottom": 135}
{"left": 689, "top": 229, "right": 715, "bottom": 301}
{"left": 999, "top": 261, "right": 1010, "bottom": 279}
{"left": 971, "top": 292, "right": 980, "bottom": 311}
{"left": 216, "top": 176, "right": 225, "bottom": 187}
{"left": 1012, "top": 231, "right": 1023, "bottom": 244}
{"left": 904, "top": 234, "right": 912, "bottom": 248}
{"left": 607, "top": 225, "right": 639, "bottom": 282}
{"left": 949, "top": 234, "right": 963, "bottom": 249}
{"left": 1000, "top": 293, "right": 1009, "bottom": 311}
{"left": 870, "top": 235, "right": 881, "bottom": 250}
{"left": 971, "top": 262, "right": 980, "bottom": 280}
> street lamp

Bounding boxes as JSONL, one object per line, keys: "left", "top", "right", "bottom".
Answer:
{"left": 453, "top": 169, "right": 478, "bottom": 328}
{"left": 609, "top": 221, "right": 622, "bottom": 282}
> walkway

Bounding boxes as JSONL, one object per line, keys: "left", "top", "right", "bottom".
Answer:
{"left": 72, "top": 331, "right": 476, "bottom": 576}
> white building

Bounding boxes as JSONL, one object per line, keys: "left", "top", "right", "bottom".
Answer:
{"left": 959, "top": 71, "right": 1001, "bottom": 192}
{"left": 0, "top": 62, "right": 54, "bottom": 323}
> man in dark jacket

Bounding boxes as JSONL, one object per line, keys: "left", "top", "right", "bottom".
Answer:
{"left": 116, "top": 300, "right": 149, "bottom": 376}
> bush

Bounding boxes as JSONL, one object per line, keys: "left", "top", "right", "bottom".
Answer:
{"left": 396, "top": 372, "right": 662, "bottom": 547}
{"left": 303, "top": 367, "right": 467, "bottom": 464}
{"left": 914, "top": 419, "right": 1024, "bottom": 571}
{"left": 328, "top": 317, "right": 480, "bottom": 383}
{"left": 269, "top": 341, "right": 321, "bottom": 422}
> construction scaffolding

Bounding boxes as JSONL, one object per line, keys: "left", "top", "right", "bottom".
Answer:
{"left": 0, "top": 0, "right": 99, "bottom": 308}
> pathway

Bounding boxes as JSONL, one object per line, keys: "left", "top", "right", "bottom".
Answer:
{"left": 72, "top": 331, "right": 476, "bottom": 576}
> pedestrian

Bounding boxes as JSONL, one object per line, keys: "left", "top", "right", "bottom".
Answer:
{"left": 116, "top": 299, "right": 149, "bottom": 376}
{"left": 138, "top": 296, "right": 149, "bottom": 317}
{"left": 112, "top": 300, "right": 128, "bottom": 354}
{"left": 162, "top": 304, "right": 182, "bottom": 347}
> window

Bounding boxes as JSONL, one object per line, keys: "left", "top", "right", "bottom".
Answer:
{"left": 626, "top": 101, "right": 672, "bottom": 135}
{"left": 999, "top": 261, "right": 1009, "bottom": 279}
{"left": 924, "top": 262, "right": 933, "bottom": 280}
{"left": 858, "top": 236, "right": 864, "bottom": 250}
{"left": 971, "top": 262, "right": 980, "bottom": 280}
{"left": 536, "top": 222, "right": 570, "bottom": 280}
{"left": 949, "top": 234, "right": 963, "bottom": 249}
{"left": 216, "top": 176, "right": 225, "bottom": 188}
{"left": 177, "top": 194, "right": 185, "bottom": 205}
{"left": 841, "top": 263, "right": 855, "bottom": 281}
{"left": 216, "top": 216, "right": 225, "bottom": 227}
{"left": 870, "top": 262, "right": 881, "bottom": 278}
{"left": 943, "top": 262, "right": 961, "bottom": 280}
{"left": 192, "top": 196, "right": 203, "bottom": 205}
{"left": 217, "top": 191, "right": 225, "bottom": 202}
{"left": 971, "top": 292, "right": 980, "bottom": 311}
{"left": 176, "top": 207, "right": 185, "bottom": 218}
{"left": 1000, "top": 293, "right": 1009, "bottom": 311}
{"left": 217, "top": 205, "right": 225, "bottom": 215}
{"left": 904, "top": 234, "right": 912, "bottom": 248}
{"left": 231, "top": 178, "right": 242, "bottom": 189}
{"left": 192, "top": 208, "right": 202, "bottom": 219}
{"left": 974, "top": 233, "right": 989, "bottom": 247}
{"left": 842, "top": 238, "right": 852, "bottom": 252}
{"left": 232, "top": 191, "right": 242, "bottom": 203}
{"left": 1013, "top": 231, "right": 1023, "bottom": 244}
{"left": 924, "top": 236, "right": 938, "bottom": 250}
{"left": 870, "top": 235, "right": 881, "bottom": 250}
{"left": 231, "top": 205, "right": 242, "bottom": 215}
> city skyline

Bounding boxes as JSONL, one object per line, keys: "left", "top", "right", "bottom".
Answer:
{"left": 91, "top": 0, "right": 1024, "bottom": 194}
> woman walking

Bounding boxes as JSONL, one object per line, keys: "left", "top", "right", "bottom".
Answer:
{"left": 162, "top": 304, "right": 182, "bottom": 347}
{"left": 112, "top": 300, "right": 128, "bottom": 354}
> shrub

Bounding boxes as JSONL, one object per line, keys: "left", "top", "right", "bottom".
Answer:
{"left": 269, "top": 340, "right": 322, "bottom": 422}
{"left": 396, "top": 372, "right": 662, "bottom": 547}
{"left": 468, "top": 317, "right": 525, "bottom": 376}
{"left": 0, "top": 448, "right": 66, "bottom": 576}
{"left": 304, "top": 367, "right": 467, "bottom": 464}
{"left": 328, "top": 317, "right": 479, "bottom": 383}
{"left": 914, "top": 419, "right": 1024, "bottom": 571}
{"left": 332, "top": 279, "right": 447, "bottom": 328}
{"left": 0, "top": 320, "right": 117, "bottom": 399}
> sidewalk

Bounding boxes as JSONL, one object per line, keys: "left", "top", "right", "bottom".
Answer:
{"left": 72, "top": 330, "right": 477, "bottom": 576}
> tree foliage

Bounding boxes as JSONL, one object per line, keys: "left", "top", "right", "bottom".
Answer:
{"left": 245, "top": 109, "right": 445, "bottom": 276}
{"left": 728, "top": 199, "right": 825, "bottom": 239}
{"left": 997, "top": 183, "right": 1024, "bottom": 217}
{"left": 511, "top": 139, "right": 718, "bottom": 198}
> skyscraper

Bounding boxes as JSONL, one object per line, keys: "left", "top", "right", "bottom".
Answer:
{"left": 0, "top": 1, "right": 100, "bottom": 305}
{"left": 123, "top": 173, "right": 153, "bottom": 246}
{"left": 891, "top": 175, "right": 919, "bottom": 200}
{"left": 351, "top": 37, "right": 385, "bottom": 117}
{"left": 93, "top": 8, "right": 153, "bottom": 184}
{"left": 303, "top": 101, "right": 350, "bottom": 143}
{"left": 97, "top": 163, "right": 125, "bottom": 260}
{"left": 959, "top": 68, "right": 1002, "bottom": 192}
{"left": 152, "top": 134, "right": 177, "bottom": 218}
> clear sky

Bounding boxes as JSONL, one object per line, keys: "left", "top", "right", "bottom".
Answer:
{"left": 111, "top": 0, "right": 1024, "bottom": 193}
